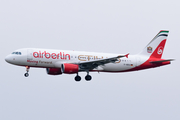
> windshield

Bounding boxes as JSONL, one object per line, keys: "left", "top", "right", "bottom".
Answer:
{"left": 12, "top": 52, "right": 22, "bottom": 55}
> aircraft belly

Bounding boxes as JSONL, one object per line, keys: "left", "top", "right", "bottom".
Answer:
{"left": 100, "top": 56, "right": 137, "bottom": 72}
{"left": 101, "top": 63, "right": 135, "bottom": 72}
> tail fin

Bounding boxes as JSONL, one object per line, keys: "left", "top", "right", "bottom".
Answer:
{"left": 139, "top": 30, "right": 169, "bottom": 58}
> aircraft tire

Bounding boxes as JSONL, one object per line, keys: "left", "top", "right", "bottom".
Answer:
{"left": 75, "top": 75, "right": 81, "bottom": 81}
{"left": 24, "top": 73, "right": 29, "bottom": 77}
{"left": 85, "top": 75, "right": 92, "bottom": 81}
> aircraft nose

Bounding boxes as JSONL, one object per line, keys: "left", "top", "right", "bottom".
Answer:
{"left": 5, "top": 55, "right": 13, "bottom": 63}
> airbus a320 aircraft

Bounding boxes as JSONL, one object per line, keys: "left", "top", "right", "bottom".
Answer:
{"left": 5, "top": 30, "right": 173, "bottom": 81}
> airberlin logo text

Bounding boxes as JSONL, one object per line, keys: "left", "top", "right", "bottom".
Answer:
{"left": 33, "top": 51, "right": 71, "bottom": 60}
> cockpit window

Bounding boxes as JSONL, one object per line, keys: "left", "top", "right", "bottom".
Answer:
{"left": 12, "top": 52, "right": 22, "bottom": 55}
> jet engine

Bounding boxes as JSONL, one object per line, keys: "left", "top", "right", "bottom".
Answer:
{"left": 46, "top": 68, "right": 62, "bottom": 75}
{"left": 61, "top": 63, "right": 79, "bottom": 74}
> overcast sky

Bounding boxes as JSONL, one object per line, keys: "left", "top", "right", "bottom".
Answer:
{"left": 0, "top": 0, "right": 180, "bottom": 120}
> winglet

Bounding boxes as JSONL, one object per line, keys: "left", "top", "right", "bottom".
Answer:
{"left": 125, "top": 53, "right": 129, "bottom": 58}
{"left": 117, "top": 53, "right": 129, "bottom": 58}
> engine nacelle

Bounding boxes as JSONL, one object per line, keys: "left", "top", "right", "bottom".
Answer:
{"left": 61, "top": 63, "right": 79, "bottom": 74}
{"left": 46, "top": 68, "right": 62, "bottom": 75}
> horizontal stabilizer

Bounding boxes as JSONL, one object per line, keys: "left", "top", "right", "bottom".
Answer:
{"left": 149, "top": 59, "right": 174, "bottom": 63}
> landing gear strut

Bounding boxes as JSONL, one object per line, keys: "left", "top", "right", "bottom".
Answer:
{"left": 24, "top": 66, "right": 30, "bottom": 77}
{"left": 85, "top": 71, "right": 92, "bottom": 81}
{"left": 75, "top": 73, "right": 81, "bottom": 81}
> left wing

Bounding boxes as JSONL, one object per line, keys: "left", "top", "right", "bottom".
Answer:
{"left": 76, "top": 53, "right": 129, "bottom": 71}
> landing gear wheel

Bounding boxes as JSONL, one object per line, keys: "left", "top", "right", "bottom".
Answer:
{"left": 24, "top": 66, "right": 30, "bottom": 77}
{"left": 85, "top": 75, "right": 92, "bottom": 81}
{"left": 24, "top": 73, "right": 29, "bottom": 77}
{"left": 75, "top": 75, "right": 81, "bottom": 81}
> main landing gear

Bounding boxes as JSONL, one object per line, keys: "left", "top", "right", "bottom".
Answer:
{"left": 75, "top": 74, "right": 81, "bottom": 81}
{"left": 85, "top": 71, "right": 92, "bottom": 81}
{"left": 74, "top": 71, "right": 92, "bottom": 82}
{"left": 24, "top": 66, "right": 30, "bottom": 77}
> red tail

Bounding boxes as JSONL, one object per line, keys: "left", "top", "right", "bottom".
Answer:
{"left": 150, "top": 39, "right": 166, "bottom": 58}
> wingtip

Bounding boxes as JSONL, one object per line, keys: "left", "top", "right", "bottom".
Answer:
{"left": 117, "top": 53, "right": 130, "bottom": 58}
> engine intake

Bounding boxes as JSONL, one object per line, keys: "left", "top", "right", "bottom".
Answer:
{"left": 61, "top": 63, "right": 79, "bottom": 74}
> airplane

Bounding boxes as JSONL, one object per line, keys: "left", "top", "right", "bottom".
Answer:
{"left": 5, "top": 30, "right": 174, "bottom": 81}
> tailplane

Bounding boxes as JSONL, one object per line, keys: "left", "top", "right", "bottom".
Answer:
{"left": 139, "top": 30, "right": 169, "bottom": 59}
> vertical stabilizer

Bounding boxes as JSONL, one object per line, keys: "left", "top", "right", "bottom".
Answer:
{"left": 139, "top": 30, "right": 169, "bottom": 59}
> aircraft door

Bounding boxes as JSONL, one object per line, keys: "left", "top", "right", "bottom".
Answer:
{"left": 27, "top": 49, "right": 33, "bottom": 60}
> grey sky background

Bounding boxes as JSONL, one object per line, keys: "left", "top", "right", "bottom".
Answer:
{"left": 0, "top": 0, "right": 179, "bottom": 120}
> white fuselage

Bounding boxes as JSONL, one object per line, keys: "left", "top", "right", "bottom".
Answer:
{"left": 5, "top": 48, "right": 145, "bottom": 72}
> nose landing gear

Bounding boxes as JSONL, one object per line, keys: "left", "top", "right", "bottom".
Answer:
{"left": 24, "top": 73, "right": 29, "bottom": 77}
{"left": 24, "top": 66, "right": 30, "bottom": 77}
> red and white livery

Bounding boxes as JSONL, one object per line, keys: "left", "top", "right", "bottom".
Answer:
{"left": 5, "top": 30, "right": 174, "bottom": 81}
